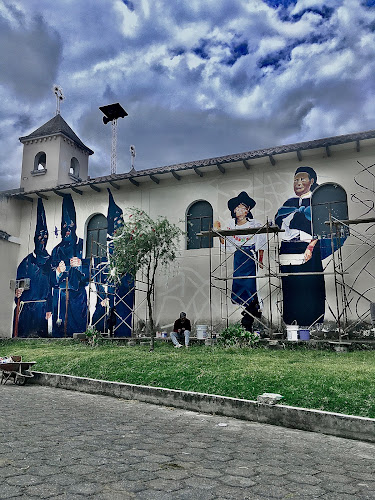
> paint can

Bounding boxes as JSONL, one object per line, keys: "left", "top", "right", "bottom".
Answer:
{"left": 196, "top": 325, "right": 208, "bottom": 339}
{"left": 286, "top": 324, "right": 298, "bottom": 341}
{"left": 299, "top": 329, "right": 310, "bottom": 341}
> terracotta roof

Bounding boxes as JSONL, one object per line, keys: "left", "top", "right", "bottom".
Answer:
{"left": 19, "top": 114, "right": 94, "bottom": 155}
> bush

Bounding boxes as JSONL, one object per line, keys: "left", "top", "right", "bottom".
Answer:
{"left": 85, "top": 326, "right": 102, "bottom": 347}
{"left": 219, "top": 323, "right": 260, "bottom": 348}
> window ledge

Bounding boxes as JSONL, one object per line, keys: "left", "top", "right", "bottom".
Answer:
{"left": 31, "top": 169, "right": 47, "bottom": 176}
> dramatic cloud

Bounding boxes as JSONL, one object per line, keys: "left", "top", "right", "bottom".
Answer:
{"left": 0, "top": 0, "right": 374, "bottom": 190}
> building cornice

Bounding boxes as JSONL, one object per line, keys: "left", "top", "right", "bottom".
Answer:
{"left": 6, "top": 128, "right": 375, "bottom": 199}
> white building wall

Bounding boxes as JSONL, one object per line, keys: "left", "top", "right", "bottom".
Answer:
{"left": 1, "top": 139, "right": 374, "bottom": 337}
{"left": 0, "top": 195, "right": 23, "bottom": 337}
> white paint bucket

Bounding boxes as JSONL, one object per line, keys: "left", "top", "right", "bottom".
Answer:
{"left": 196, "top": 325, "right": 208, "bottom": 339}
{"left": 286, "top": 324, "right": 299, "bottom": 341}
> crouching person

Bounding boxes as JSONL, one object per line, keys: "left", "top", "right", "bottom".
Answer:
{"left": 170, "top": 312, "right": 191, "bottom": 348}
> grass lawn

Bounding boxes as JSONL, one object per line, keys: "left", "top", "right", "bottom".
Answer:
{"left": 1, "top": 339, "right": 375, "bottom": 418}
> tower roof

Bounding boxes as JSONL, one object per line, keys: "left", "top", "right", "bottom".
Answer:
{"left": 19, "top": 114, "right": 94, "bottom": 155}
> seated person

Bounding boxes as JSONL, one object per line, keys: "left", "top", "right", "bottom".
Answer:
{"left": 170, "top": 312, "right": 191, "bottom": 348}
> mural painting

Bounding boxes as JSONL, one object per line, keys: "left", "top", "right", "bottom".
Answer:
{"left": 91, "top": 189, "right": 134, "bottom": 337}
{"left": 13, "top": 199, "right": 52, "bottom": 337}
{"left": 214, "top": 191, "right": 266, "bottom": 330}
{"left": 275, "top": 167, "right": 347, "bottom": 328}
{"left": 13, "top": 191, "right": 134, "bottom": 338}
{"left": 49, "top": 194, "right": 90, "bottom": 337}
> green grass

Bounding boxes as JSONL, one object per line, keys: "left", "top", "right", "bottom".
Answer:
{"left": 1, "top": 340, "right": 375, "bottom": 418}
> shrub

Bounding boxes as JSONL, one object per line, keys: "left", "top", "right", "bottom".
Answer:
{"left": 85, "top": 326, "right": 102, "bottom": 347}
{"left": 219, "top": 323, "right": 260, "bottom": 348}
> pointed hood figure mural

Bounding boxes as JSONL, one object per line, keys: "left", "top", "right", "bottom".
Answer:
{"left": 34, "top": 198, "right": 49, "bottom": 262}
{"left": 107, "top": 188, "right": 124, "bottom": 238}
{"left": 13, "top": 199, "right": 52, "bottom": 337}
{"left": 49, "top": 194, "right": 89, "bottom": 337}
{"left": 91, "top": 189, "right": 134, "bottom": 337}
{"left": 60, "top": 193, "right": 78, "bottom": 251}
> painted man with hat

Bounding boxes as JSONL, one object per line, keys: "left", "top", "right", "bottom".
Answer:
{"left": 275, "top": 167, "right": 325, "bottom": 327}
{"left": 214, "top": 191, "right": 266, "bottom": 325}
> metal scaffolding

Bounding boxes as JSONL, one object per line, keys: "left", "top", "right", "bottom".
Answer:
{"left": 205, "top": 221, "right": 284, "bottom": 337}
{"left": 202, "top": 214, "right": 375, "bottom": 342}
{"left": 88, "top": 240, "right": 150, "bottom": 337}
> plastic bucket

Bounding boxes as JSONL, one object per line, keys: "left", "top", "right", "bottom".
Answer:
{"left": 299, "top": 329, "right": 310, "bottom": 341}
{"left": 286, "top": 324, "right": 299, "bottom": 341}
{"left": 196, "top": 325, "right": 208, "bottom": 339}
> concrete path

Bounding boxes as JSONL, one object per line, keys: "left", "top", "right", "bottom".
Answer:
{"left": 1, "top": 384, "right": 374, "bottom": 500}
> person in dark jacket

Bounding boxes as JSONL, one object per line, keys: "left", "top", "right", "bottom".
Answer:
{"left": 170, "top": 312, "right": 191, "bottom": 348}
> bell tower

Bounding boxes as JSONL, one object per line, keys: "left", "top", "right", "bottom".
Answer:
{"left": 19, "top": 114, "right": 94, "bottom": 192}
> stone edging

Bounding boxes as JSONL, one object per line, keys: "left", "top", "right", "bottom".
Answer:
{"left": 30, "top": 371, "right": 375, "bottom": 443}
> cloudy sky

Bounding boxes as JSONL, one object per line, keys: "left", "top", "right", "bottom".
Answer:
{"left": 1, "top": 0, "right": 374, "bottom": 190}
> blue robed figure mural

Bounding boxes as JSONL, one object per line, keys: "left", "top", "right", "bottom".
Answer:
{"left": 13, "top": 199, "right": 52, "bottom": 337}
{"left": 214, "top": 192, "right": 266, "bottom": 330}
{"left": 91, "top": 189, "right": 134, "bottom": 336}
{"left": 275, "top": 167, "right": 325, "bottom": 327}
{"left": 49, "top": 194, "right": 89, "bottom": 337}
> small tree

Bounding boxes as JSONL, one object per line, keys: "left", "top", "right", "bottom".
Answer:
{"left": 108, "top": 208, "right": 183, "bottom": 350}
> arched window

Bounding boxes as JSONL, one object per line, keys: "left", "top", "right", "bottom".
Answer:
{"left": 186, "top": 201, "right": 213, "bottom": 249}
{"left": 86, "top": 214, "right": 108, "bottom": 258}
{"left": 33, "top": 152, "right": 46, "bottom": 171}
{"left": 69, "top": 157, "right": 80, "bottom": 178}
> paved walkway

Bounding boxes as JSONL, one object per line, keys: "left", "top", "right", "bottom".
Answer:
{"left": 1, "top": 384, "right": 374, "bottom": 500}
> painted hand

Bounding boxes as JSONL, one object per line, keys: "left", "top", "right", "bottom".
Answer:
{"left": 15, "top": 288, "right": 24, "bottom": 298}
{"left": 70, "top": 257, "right": 81, "bottom": 267}
{"left": 57, "top": 261, "right": 66, "bottom": 274}
{"left": 304, "top": 247, "right": 313, "bottom": 262}
{"left": 45, "top": 311, "right": 52, "bottom": 320}
{"left": 304, "top": 240, "right": 317, "bottom": 263}
{"left": 213, "top": 221, "right": 221, "bottom": 230}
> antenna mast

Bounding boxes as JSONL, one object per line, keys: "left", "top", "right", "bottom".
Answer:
{"left": 111, "top": 119, "right": 118, "bottom": 175}
{"left": 99, "top": 103, "right": 128, "bottom": 175}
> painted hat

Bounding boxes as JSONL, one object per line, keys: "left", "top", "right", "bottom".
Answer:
{"left": 227, "top": 191, "right": 256, "bottom": 214}
{"left": 295, "top": 166, "right": 319, "bottom": 190}
{"left": 107, "top": 188, "right": 124, "bottom": 236}
{"left": 35, "top": 198, "right": 48, "bottom": 236}
{"left": 61, "top": 194, "right": 76, "bottom": 227}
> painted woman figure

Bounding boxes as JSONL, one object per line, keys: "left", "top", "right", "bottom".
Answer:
{"left": 49, "top": 194, "right": 89, "bottom": 337}
{"left": 13, "top": 199, "right": 52, "bottom": 337}
{"left": 214, "top": 192, "right": 266, "bottom": 313}
{"left": 275, "top": 167, "right": 325, "bottom": 327}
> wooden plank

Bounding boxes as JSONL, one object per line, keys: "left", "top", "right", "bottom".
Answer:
{"left": 150, "top": 175, "right": 160, "bottom": 184}
{"left": 217, "top": 163, "right": 225, "bottom": 174}
{"left": 36, "top": 192, "right": 49, "bottom": 200}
